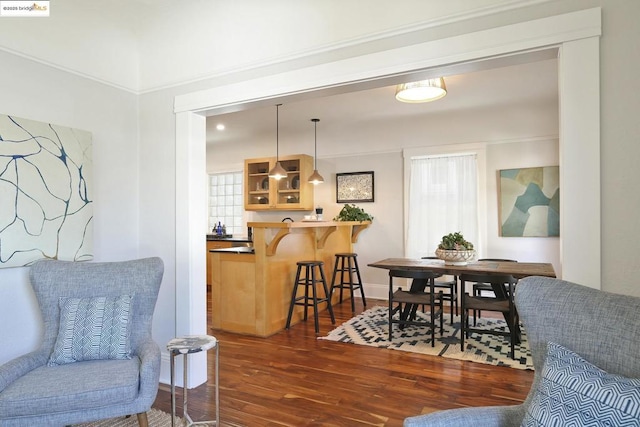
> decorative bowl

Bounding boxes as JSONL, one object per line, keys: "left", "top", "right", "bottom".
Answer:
{"left": 435, "top": 248, "right": 476, "bottom": 266}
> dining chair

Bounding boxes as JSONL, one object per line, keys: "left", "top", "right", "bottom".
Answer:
{"left": 460, "top": 273, "right": 518, "bottom": 359}
{"left": 388, "top": 269, "right": 444, "bottom": 347}
{"left": 421, "top": 257, "right": 458, "bottom": 322}
{"left": 473, "top": 258, "right": 517, "bottom": 324}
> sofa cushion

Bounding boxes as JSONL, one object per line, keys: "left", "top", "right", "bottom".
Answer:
{"left": 49, "top": 295, "right": 132, "bottom": 366}
{"left": 521, "top": 342, "right": 640, "bottom": 426}
{"left": 0, "top": 358, "right": 140, "bottom": 417}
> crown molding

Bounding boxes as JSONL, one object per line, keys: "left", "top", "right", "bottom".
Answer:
{"left": 0, "top": 45, "right": 139, "bottom": 94}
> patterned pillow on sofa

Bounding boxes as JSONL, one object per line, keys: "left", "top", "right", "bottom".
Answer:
{"left": 521, "top": 342, "right": 640, "bottom": 426}
{"left": 48, "top": 295, "right": 133, "bottom": 366}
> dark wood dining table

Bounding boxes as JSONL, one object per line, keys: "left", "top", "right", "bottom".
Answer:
{"left": 368, "top": 258, "right": 556, "bottom": 344}
{"left": 368, "top": 258, "right": 556, "bottom": 279}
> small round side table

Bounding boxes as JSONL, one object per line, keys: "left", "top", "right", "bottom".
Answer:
{"left": 167, "top": 335, "right": 219, "bottom": 427}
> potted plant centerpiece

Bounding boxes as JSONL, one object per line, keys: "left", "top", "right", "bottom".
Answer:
{"left": 435, "top": 232, "right": 476, "bottom": 265}
{"left": 333, "top": 204, "right": 373, "bottom": 222}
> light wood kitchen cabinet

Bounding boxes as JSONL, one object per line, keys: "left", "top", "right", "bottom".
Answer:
{"left": 244, "top": 154, "right": 314, "bottom": 211}
{"left": 206, "top": 240, "right": 233, "bottom": 287}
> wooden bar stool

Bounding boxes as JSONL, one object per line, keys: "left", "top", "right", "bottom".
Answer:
{"left": 285, "top": 260, "right": 336, "bottom": 334}
{"left": 329, "top": 253, "right": 367, "bottom": 312}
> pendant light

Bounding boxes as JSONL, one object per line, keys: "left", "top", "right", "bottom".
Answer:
{"left": 268, "top": 104, "right": 287, "bottom": 180}
{"left": 308, "top": 118, "right": 324, "bottom": 185}
{"left": 395, "top": 77, "right": 447, "bottom": 103}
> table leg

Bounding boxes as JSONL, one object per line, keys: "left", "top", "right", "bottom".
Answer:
{"left": 170, "top": 353, "right": 176, "bottom": 427}
{"left": 400, "top": 278, "right": 427, "bottom": 324}
{"left": 215, "top": 344, "right": 220, "bottom": 425}
{"left": 183, "top": 354, "right": 189, "bottom": 425}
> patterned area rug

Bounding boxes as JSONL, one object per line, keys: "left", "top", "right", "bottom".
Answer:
{"left": 74, "top": 409, "right": 180, "bottom": 426}
{"left": 319, "top": 306, "right": 533, "bottom": 370}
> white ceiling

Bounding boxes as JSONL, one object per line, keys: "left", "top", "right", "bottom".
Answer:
{"left": 205, "top": 53, "right": 559, "bottom": 148}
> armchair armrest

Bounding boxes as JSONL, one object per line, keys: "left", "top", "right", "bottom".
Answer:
{"left": 134, "top": 339, "right": 161, "bottom": 405}
{"left": 0, "top": 349, "right": 48, "bottom": 393}
{"left": 403, "top": 405, "right": 525, "bottom": 427}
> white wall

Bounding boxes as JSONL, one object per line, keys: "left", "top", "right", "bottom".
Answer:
{"left": 2, "top": 0, "right": 640, "bottom": 383}
{"left": 0, "top": 51, "right": 139, "bottom": 365}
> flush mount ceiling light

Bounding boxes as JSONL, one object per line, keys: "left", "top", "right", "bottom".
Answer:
{"left": 268, "top": 104, "right": 287, "bottom": 180}
{"left": 308, "top": 118, "right": 324, "bottom": 185}
{"left": 395, "top": 78, "right": 447, "bottom": 103}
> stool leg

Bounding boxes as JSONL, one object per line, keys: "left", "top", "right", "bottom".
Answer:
{"left": 329, "top": 257, "right": 339, "bottom": 302}
{"left": 303, "top": 265, "right": 311, "bottom": 321}
{"left": 353, "top": 256, "right": 366, "bottom": 308}
{"left": 311, "top": 266, "right": 320, "bottom": 334}
{"left": 285, "top": 266, "right": 303, "bottom": 329}
{"left": 334, "top": 257, "right": 345, "bottom": 304}
{"left": 318, "top": 265, "right": 335, "bottom": 324}
{"left": 347, "top": 258, "right": 356, "bottom": 312}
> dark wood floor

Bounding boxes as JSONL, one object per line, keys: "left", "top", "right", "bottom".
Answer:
{"left": 153, "top": 298, "right": 533, "bottom": 426}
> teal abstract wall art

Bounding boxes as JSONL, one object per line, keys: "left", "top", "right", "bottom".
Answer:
{"left": 499, "top": 166, "right": 559, "bottom": 237}
{"left": 0, "top": 114, "right": 93, "bottom": 268}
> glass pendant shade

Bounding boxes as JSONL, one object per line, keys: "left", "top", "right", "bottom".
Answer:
{"left": 268, "top": 104, "right": 287, "bottom": 180}
{"left": 395, "top": 78, "right": 447, "bottom": 103}
{"left": 308, "top": 118, "right": 324, "bottom": 185}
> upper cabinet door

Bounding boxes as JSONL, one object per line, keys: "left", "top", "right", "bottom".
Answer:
{"left": 244, "top": 154, "right": 314, "bottom": 211}
{"left": 245, "top": 158, "right": 272, "bottom": 210}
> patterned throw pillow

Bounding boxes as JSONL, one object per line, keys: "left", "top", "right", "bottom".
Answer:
{"left": 48, "top": 295, "right": 133, "bottom": 366}
{"left": 521, "top": 342, "right": 640, "bottom": 426}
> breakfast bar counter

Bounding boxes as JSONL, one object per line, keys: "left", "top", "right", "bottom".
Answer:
{"left": 209, "top": 221, "right": 370, "bottom": 337}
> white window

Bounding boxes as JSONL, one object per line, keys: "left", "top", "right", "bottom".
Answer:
{"left": 406, "top": 154, "right": 479, "bottom": 258}
{"left": 209, "top": 172, "right": 244, "bottom": 236}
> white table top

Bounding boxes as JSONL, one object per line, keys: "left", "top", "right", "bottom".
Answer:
{"left": 167, "top": 335, "right": 217, "bottom": 354}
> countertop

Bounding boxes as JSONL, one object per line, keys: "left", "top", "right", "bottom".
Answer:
{"left": 209, "top": 246, "right": 255, "bottom": 254}
{"left": 247, "top": 220, "right": 370, "bottom": 229}
{"left": 206, "top": 235, "right": 252, "bottom": 242}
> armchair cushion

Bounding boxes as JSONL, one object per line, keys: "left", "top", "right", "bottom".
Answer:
{"left": 48, "top": 295, "right": 133, "bottom": 366}
{"left": 0, "top": 358, "right": 140, "bottom": 418}
{"left": 522, "top": 342, "right": 640, "bottom": 426}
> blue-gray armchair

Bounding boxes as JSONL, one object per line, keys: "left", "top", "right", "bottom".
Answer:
{"left": 0, "top": 257, "right": 164, "bottom": 427}
{"left": 404, "top": 276, "right": 640, "bottom": 426}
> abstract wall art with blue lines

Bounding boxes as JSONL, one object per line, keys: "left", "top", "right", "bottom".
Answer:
{"left": 0, "top": 114, "right": 93, "bottom": 268}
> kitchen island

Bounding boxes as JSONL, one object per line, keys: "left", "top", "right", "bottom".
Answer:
{"left": 209, "top": 221, "right": 370, "bottom": 337}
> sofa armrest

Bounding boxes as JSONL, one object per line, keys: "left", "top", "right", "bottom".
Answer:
{"left": 403, "top": 405, "right": 525, "bottom": 427}
{"left": 135, "top": 339, "right": 161, "bottom": 404}
{"left": 0, "top": 350, "right": 48, "bottom": 393}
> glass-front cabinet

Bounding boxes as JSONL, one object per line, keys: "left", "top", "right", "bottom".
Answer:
{"left": 244, "top": 154, "right": 314, "bottom": 211}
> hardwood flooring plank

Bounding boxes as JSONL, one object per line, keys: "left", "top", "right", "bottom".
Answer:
{"left": 153, "top": 298, "right": 533, "bottom": 426}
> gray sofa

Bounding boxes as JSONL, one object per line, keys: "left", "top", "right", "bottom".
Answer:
{"left": 404, "top": 276, "right": 640, "bottom": 426}
{"left": 0, "top": 257, "right": 163, "bottom": 427}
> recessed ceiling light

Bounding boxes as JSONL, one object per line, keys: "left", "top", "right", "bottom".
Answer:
{"left": 216, "top": 123, "right": 225, "bottom": 131}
